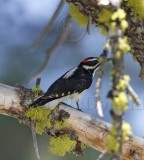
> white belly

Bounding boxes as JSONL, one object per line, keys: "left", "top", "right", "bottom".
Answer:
{"left": 44, "top": 91, "right": 86, "bottom": 109}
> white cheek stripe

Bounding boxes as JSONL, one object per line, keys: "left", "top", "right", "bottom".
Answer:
{"left": 85, "top": 58, "right": 98, "bottom": 61}
{"left": 93, "top": 66, "right": 100, "bottom": 77}
{"left": 83, "top": 64, "right": 99, "bottom": 70}
{"left": 63, "top": 67, "right": 77, "bottom": 79}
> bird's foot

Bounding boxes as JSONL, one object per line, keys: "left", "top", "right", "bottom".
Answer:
{"left": 77, "top": 108, "right": 82, "bottom": 111}
{"left": 76, "top": 102, "right": 82, "bottom": 111}
{"left": 58, "top": 102, "right": 72, "bottom": 108}
{"left": 58, "top": 102, "right": 82, "bottom": 111}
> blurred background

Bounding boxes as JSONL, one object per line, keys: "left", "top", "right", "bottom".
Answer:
{"left": 0, "top": 0, "right": 144, "bottom": 160}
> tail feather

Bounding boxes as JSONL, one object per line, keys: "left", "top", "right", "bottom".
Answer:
{"left": 29, "top": 96, "right": 58, "bottom": 107}
{"left": 29, "top": 97, "right": 49, "bottom": 107}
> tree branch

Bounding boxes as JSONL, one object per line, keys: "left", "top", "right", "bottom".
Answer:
{"left": 65, "top": 0, "right": 144, "bottom": 79}
{"left": 32, "top": 0, "right": 64, "bottom": 50}
{"left": 0, "top": 82, "right": 144, "bottom": 159}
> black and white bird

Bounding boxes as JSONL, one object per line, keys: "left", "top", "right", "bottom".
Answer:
{"left": 30, "top": 57, "right": 100, "bottom": 110}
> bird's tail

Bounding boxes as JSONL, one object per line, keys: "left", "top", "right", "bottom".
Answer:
{"left": 29, "top": 96, "right": 58, "bottom": 107}
{"left": 29, "top": 96, "right": 50, "bottom": 107}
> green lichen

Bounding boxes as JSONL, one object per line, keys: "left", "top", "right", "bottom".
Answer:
{"left": 107, "top": 131, "right": 120, "bottom": 153}
{"left": 110, "top": 70, "right": 116, "bottom": 76}
{"left": 49, "top": 134, "right": 77, "bottom": 156}
{"left": 32, "top": 85, "right": 44, "bottom": 98}
{"left": 25, "top": 107, "right": 70, "bottom": 134}
{"left": 54, "top": 120, "right": 68, "bottom": 130}
{"left": 116, "top": 75, "right": 130, "bottom": 90}
{"left": 122, "top": 123, "right": 132, "bottom": 141}
{"left": 25, "top": 107, "right": 78, "bottom": 156}
{"left": 107, "top": 122, "right": 132, "bottom": 153}
{"left": 97, "top": 8, "right": 113, "bottom": 34}
{"left": 69, "top": 4, "right": 88, "bottom": 26}
{"left": 98, "top": 8, "right": 113, "bottom": 24}
{"left": 25, "top": 107, "right": 52, "bottom": 134}
{"left": 113, "top": 92, "right": 128, "bottom": 110}
{"left": 97, "top": 8, "right": 128, "bottom": 34}
{"left": 118, "top": 37, "right": 131, "bottom": 53}
{"left": 115, "top": 51, "right": 122, "bottom": 59}
{"left": 126, "top": 0, "right": 144, "bottom": 19}
{"left": 120, "top": 19, "right": 128, "bottom": 32}
{"left": 80, "top": 143, "right": 87, "bottom": 149}
{"left": 111, "top": 9, "right": 126, "bottom": 21}
{"left": 107, "top": 125, "right": 120, "bottom": 153}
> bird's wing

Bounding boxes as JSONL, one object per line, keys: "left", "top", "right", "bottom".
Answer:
{"left": 42, "top": 74, "right": 92, "bottom": 100}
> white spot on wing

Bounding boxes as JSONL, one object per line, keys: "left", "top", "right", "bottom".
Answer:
{"left": 56, "top": 94, "right": 58, "bottom": 97}
{"left": 62, "top": 93, "right": 64, "bottom": 96}
{"left": 63, "top": 67, "right": 77, "bottom": 79}
{"left": 68, "top": 92, "right": 70, "bottom": 95}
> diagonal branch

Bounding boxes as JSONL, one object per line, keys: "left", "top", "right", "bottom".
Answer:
{"left": 32, "top": 0, "right": 64, "bottom": 50}
{"left": 0, "top": 82, "right": 144, "bottom": 159}
{"left": 29, "top": 16, "right": 72, "bottom": 82}
{"left": 65, "top": 0, "right": 144, "bottom": 79}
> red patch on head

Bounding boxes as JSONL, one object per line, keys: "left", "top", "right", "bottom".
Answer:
{"left": 83, "top": 60, "right": 89, "bottom": 63}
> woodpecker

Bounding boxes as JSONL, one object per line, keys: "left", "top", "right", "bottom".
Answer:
{"left": 30, "top": 57, "right": 100, "bottom": 110}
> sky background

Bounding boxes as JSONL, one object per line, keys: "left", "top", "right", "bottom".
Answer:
{"left": 0, "top": 0, "right": 144, "bottom": 160}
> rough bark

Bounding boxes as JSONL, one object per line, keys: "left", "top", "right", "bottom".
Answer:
{"left": 66, "top": 0, "right": 144, "bottom": 78}
{"left": 0, "top": 82, "right": 144, "bottom": 159}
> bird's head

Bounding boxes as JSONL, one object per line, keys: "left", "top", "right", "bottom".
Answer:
{"left": 79, "top": 57, "right": 100, "bottom": 76}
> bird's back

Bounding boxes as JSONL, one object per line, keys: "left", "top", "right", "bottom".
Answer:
{"left": 43, "top": 67, "right": 93, "bottom": 100}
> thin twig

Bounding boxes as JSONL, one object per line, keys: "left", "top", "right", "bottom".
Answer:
{"left": 31, "top": 78, "right": 41, "bottom": 160}
{"left": 28, "top": 16, "right": 72, "bottom": 83}
{"left": 97, "top": 151, "right": 107, "bottom": 160}
{"left": 32, "top": 0, "right": 64, "bottom": 50}
{"left": 95, "top": 49, "right": 108, "bottom": 117}
{"left": 108, "top": 1, "right": 125, "bottom": 159}
{"left": 127, "top": 84, "right": 140, "bottom": 106}
{"left": 35, "top": 78, "right": 41, "bottom": 86}
{"left": 139, "top": 62, "right": 144, "bottom": 80}
{"left": 31, "top": 122, "right": 40, "bottom": 160}
{"left": 133, "top": 151, "right": 139, "bottom": 160}
{"left": 86, "top": 15, "right": 92, "bottom": 34}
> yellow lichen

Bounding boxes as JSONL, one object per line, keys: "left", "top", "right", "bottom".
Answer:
{"left": 98, "top": 8, "right": 128, "bottom": 34}
{"left": 111, "top": 70, "right": 116, "bottom": 76}
{"left": 107, "top": 123, "right": 131, "bottom": 153}
{"left": 98, "top": 8, "right": 113, "bottom": 24}
{"left": 98, "top": 57, "right": 105, "bottom": 63}
{"left": 32, "top": 86, "right": 44, "bottom": 98}
{"left": 25, "top": 107, "right": 51, "bottom": 121}
{"left": 110, "top": 22, "right": 116, "bottom": 30}
{"left": 111, "top": 9, "right": 126, "bottom": 21}
{"left": 118, "top": 37, "right": 131, "bottom": 53}
{"left": 107, "top": 135, "right": 120, "bottom": 153}
{"left": 116, "top": 75, "right": 130, "bottom": 90}
{"left": 113, "top": 92, "right": 128, "bottom": 110}
{"left": 54, "top": 120, "right": 69, "bottom": 130}
{"left": 115, "top": 51, "right": 122, "bottom": 59}
{"left": 122, "top": 123, "right": 132, "bottom": 141}
{"left": 25, "top": 107, "right": 52, "bottom": 135}
{"left": 49, "top": 134, "right": 77, "bottom": 156}
{"left": 98, "top": 8, "right": 113, "bottom": 34}
{"left": 69, "top": 4, "right": 88, "bottom": 26}
{"left": 120, "top": 19, "right": 128, "bottom": 32}
{"left": 126, "top": 0, "right": 144, "bottom": 19}
{"left": 25, "top": 107, "right": 70, "bottom": 135}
